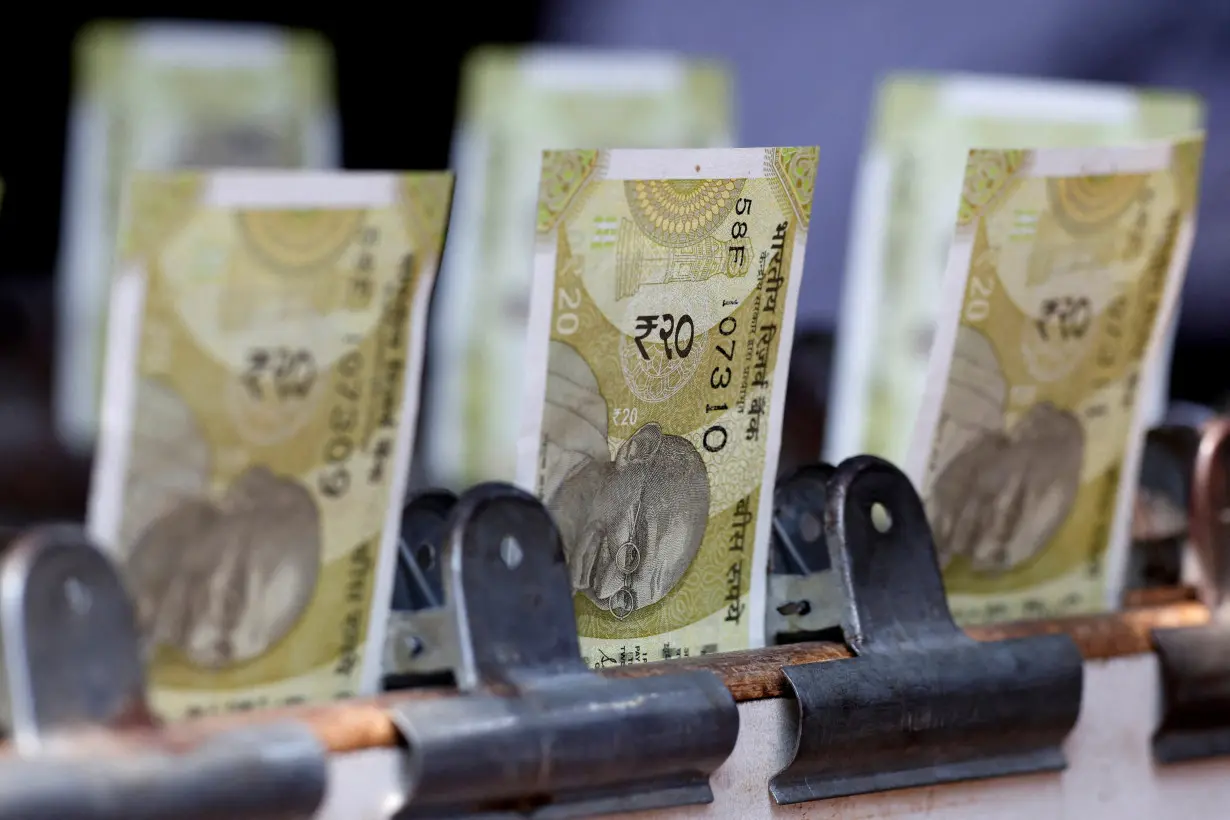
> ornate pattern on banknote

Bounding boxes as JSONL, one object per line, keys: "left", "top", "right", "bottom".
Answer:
{"left": 916, "top": 140, "right": 1203, "bottom": 625}
{"left": 92, "top": 172, "right": 451, "bottom": 719}
{"left": 526, "top": 148, "right": 817, "bottom": 663}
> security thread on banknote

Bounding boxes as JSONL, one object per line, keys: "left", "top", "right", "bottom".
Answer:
{"left": 909, "top": 136, "right": 1204, "bottom": 626}
{"left": 87, "top": 170, "right": 452, "bottom": 720}
{"left": 518, "top": 147, "right": 818, "bottom": 666}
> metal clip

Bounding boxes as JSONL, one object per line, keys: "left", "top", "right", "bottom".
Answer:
{"left": 386, "top": 489, "right": 459, "bottom": 687}
{"left": 0, "top": 525, "right": 327, "bottom": 820}
{"left": 1127, "top": 425, "right": 1202, "bottom": 594}
{"left": 389, "top": 483, "right": 740, "bottom": 819}
{"left": 1151, "top": 417, "right": 1230, "bottom": 763}
{"left": 770, "top": 456, "right": 1084, "bottom": 803}
{"left": 766, "top": 464, "right": 842, "bottom": 645}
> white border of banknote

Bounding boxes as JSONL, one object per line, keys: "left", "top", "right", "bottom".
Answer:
{"left": 88, "top": 171, "right": 430, "bottom": 697}
{"left": 55, "top": 21, "right": 341, "bottom": 455}
{"left": 908, "top": 139, "right": 1200, "bottom": 609}
{"left": 517, "top": 147, "right": 809, "bottom": 647}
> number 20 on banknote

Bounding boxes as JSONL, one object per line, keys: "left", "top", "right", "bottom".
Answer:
{"left": 518, "top": 147, "right": 819, "bottom": 664}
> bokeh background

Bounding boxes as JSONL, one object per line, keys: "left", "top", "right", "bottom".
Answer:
{"left": 1, "top": 1, "right": 1226, "bottom": 516}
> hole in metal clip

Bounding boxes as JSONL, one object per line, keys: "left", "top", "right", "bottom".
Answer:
{"left": 798, "top": 511, "right": 822, "bottom": 543}
{"left": 870, "top": 502, "right": 892, "bottom": 534}
{"left": 500, "top": 535, "right": 523, "bottom": 570}
{"left": 777, "top": 600, "right": 812, "bottom": 617}
{"left": 402, "top": 634, "right": 425, "bottom": 658}
{"left": 414, "top": 541, "right": 436, "bottom": 570}
{"left": 64, "top": 576, "right": 92, "bottom": 616}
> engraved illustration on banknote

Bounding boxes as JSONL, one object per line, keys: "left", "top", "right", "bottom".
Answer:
{"left": 520, "top": 147, "right": 818, "bottom": 663}
{"left": 544, "top": 340, "right": 709, "bottom": 620}
{"left": 89, "top": 171, "right": 452, "bottom": 719}
{"left": 926, "top": 325, "right": 1085, "bottom": 573}
{"left": 127, "top": 458, "right": 321, "bottom": 668}
{"left": 910, "top": 138, "right": 1204, "bottom": 625}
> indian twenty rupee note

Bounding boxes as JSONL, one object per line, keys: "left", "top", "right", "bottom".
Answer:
{"left": 826, "top": 73, "right": 1203, "bottom": 468}
{"left": 87, "top": 170, "right": 452, "bottom": 719}
{"left": 56, "top": 21, "right": 339, "bottom": 454}
{"left": 908, "top": 137, "right": 1204, "bottom": 625}
{"left": 425, "top": 47, "right": 733, "bottom": 490}
{"left": 517, "top": 147, "right": 818, "bottom": 664}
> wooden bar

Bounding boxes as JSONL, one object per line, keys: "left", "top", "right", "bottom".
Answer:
{"left": 605, "top": 598, "right": 1210, "bottom": 701}
{"left": 4, "top": 598, "right": 1209, "bottom": 757}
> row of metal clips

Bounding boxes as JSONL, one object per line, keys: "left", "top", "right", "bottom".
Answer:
{"left": 0, "top": 436, "right": 1226, "bottom": 818}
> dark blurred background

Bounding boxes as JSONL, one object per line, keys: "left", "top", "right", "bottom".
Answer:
{"left": 0, "top": 0, "right": 1227, "bottom": 516}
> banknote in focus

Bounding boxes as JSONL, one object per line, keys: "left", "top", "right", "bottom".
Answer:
{"left": 57, "top": 21, "right": 339, "bottom": 454}
{"left": 826, "top": 73, "right": 1204, "bottom": 468}
{"left": 909, "top": 138, "right": 1205, "bottom": 624}
{"left": 87, "top": 171, "right": 452, "bottom": 719}
{"left": 518, "top": 147, "right": 818, "bottom": 664}
{"left": 425, "top": 47, "right": 733, "bottom": 490}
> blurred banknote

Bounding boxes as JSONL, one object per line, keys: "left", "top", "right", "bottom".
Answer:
{"left": 87, "top": 170, "right": 452, "bottom": 719}
{"left": 518, "top": 147, "right": 818, "bottom": 664}
{"left": 56, "top": 21, "right": 339, "bottom": 454}
{"left": 826, "top": 73, "right": 1204, "bottom": 468}
{"left": 909, "top": 137, "right": 1205, "bottom": 624}
{"left": 425, "top": 47, "right": 733, "bottom": 490}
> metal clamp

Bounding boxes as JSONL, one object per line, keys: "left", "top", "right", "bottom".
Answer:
{"left": 766, "top": 464, "right": 842, "bottom": 645}
{"left": 385, "top": 489, "right": 458, "bottom": 688}
{"left": 388, "top": 483, "right": 740, "bottom": 819}
{"left": 1151, "top": 417, "right": 1230, "bottom": 763}
{"left": 0, "top": 525, "right": 327, "bottom": 820}
{"left": 770, "top": 456, "right": 1084, "bottom": 803}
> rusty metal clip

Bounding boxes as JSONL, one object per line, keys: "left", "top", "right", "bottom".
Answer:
{"left": 765, "top": 463, "right": 843, "bottom": 645}
{"left": 1151, "top": 417, "right": 1230, "bottom": 763}
{"left": 770, "top": 456, "right": 1084, "bottom": 803}
{"left": 0, "top": 526, "right": 327, "bottom": 820}
{"left": 388, "top": 483, "right": 739, "bottom": 819}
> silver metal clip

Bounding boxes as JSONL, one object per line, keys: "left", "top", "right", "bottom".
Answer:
{"left": 388, "top": 483, "right": 740, "bottom": 819}
{"left": 0, "top": 525, "right": 328, "bottom": 820}
{"left": 769, "top": 457, "right": 1084, "bottom": 803}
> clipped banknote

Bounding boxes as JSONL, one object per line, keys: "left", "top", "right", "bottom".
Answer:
{"left": 425, "top": 47, "right": 733, "bottom": 490}
{"left": 57, "top": 20, "right": 339, "bottom": 454}
{"left": 908, "top": 137, "right": 1204, "bottom": 625}
{"left": 518, "top": 147, "right": 818, "bottom": 664}
{"left": 827, "top": 73, "right": 1204, "bottom": 468}
{"left": 87, "top": 170, "right": 452, "bottom": 719}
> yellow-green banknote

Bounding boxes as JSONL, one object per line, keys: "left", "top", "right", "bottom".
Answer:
{"left": 427, "top": 47, "right": 733, "bottom": 490}
{"left": 826, "top": 73, "right": 1203, "bottom": 469}
{"left": 909, "top": 137, "right": 1204, "bottom": 625}
{"left": 57, "top": 21, "right": 338, "bottom": 454}
{"left": 518, "top": 147, "right": 819, "bottom": 664}
{"left": 87, "top": 171, "right": 452, "bottom": 719}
